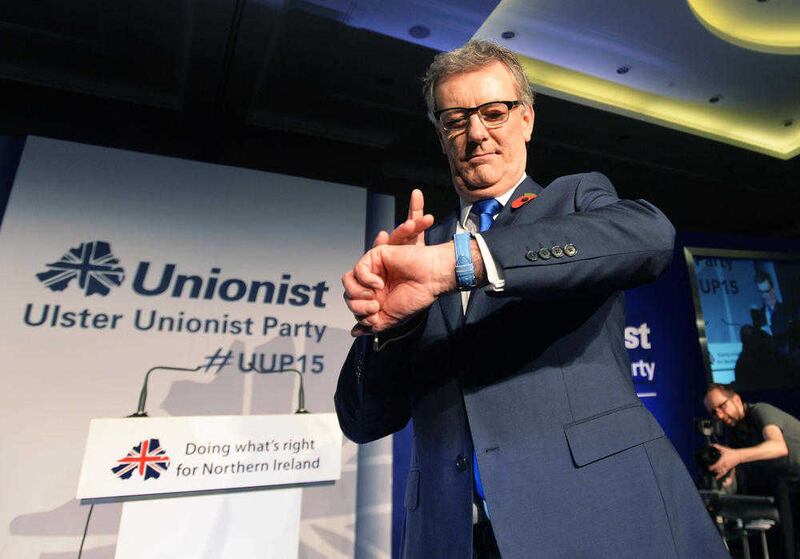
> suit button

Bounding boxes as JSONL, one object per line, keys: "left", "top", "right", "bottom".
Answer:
{"left": 564, "top": 244, "right": 577, "bottom": 257}
{"left": 456, "top": 455, "right": 468, "bottom": 471}
{"left": 538, "top": 247, "right": 551, "bottom": 260}
{"left": 525, "top": 250, "right": 538, "bottom": 261}
{"left": 551, "top": 245, "right": 564, "bottom": 258}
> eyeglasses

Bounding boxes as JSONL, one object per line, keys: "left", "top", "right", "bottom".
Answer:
{"left": 712, "top": 398, "right": 732, "bottom": 414}
{"left": 433, "top": 100, "right": 522, "bottom": 132}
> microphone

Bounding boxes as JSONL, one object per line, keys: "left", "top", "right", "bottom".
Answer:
{"left": 128, "top": 365, "right": 311, "bottom": 417}
{"left": 279, "top": 368, "right": 310, "bottom": 414}
{"left": 129, "top": 365, "right": 203, "bottom": 417}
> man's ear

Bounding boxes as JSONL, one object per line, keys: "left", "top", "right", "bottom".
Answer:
{"left": 522, "top": 105, "right": 535, "bottom": 143}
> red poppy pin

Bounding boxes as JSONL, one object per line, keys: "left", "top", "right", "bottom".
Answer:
{"left": 511, "top": 192, "right": 537, "bottom": 209}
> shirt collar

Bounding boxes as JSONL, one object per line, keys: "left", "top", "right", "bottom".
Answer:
{"left": 458, "top": 173, "right": 528, "bottom": 229}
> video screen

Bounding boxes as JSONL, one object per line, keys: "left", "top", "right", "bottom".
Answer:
{"left": 685, "top": 248, "right": 800, "bottom": 390}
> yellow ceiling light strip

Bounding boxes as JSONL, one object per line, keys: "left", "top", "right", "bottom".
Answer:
{"left": 519, "top": 54, "right": 800, "bottom": 159}
{"left": 687, "top": 0, "right": 800, "bottom": 55}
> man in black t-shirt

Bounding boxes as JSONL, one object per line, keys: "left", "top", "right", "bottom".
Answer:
{"left": 704, "top": 383, "right": 800, "bottom": 558}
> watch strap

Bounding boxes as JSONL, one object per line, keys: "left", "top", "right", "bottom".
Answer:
{"left": 453, "top": 232, "right": 476, "bottom": 290}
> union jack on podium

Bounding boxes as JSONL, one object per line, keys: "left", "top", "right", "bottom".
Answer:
{"left": 112, "top": 439, "right": 170, "bottom": 480}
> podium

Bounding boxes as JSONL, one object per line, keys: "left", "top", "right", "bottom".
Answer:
{"left": 77, "top": 413, "right": 342, "bottom": 558}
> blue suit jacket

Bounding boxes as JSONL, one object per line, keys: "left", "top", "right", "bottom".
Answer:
{"left": 335, "top": 173, "right": 728, "bottom": 558}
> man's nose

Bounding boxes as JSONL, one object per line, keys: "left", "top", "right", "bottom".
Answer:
{"left": 466, "top": 113, "right": 489, "bottom": 143}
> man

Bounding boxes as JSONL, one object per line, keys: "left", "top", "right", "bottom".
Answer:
{"left": 336, "top": 40, "right": 727, "bottom": 558}
{"left": 753, "top": 271, "right": 792, "bottom": 354}
{"left": 704, "top": 383, "right": 800, "bottom": 558}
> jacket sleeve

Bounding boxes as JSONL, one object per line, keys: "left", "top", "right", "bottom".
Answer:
{"left": 481, "top": 172, "right": 675, "bottom": 298}
{"left": 334, "top": 325, "right": 421, "bottom": 444}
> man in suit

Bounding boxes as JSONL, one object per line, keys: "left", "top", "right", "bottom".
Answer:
{"left": 754, "top": 271, "right": 793, "bottom": 355}
{"left": 336, "top": 40, "right": 727, "bottom": 558}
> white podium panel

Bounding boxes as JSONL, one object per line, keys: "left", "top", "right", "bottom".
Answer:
{"left": 75, "top": 413, "right": 342, "bottom": 559}
{"left": 116, "top": 489, "right": 302, "bottom": 559}
{"left": 77, "top": 413, "right": 342, "bottom": 501}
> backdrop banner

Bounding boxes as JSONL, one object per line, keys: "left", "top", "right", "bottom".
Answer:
{"left": 0, "top": 136, "right": 367, "bottom": 558}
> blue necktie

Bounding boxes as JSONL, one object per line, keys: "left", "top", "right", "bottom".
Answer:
{"left": 468, "top": 197, "right": 501, "bottom": 503}
{"left": 470, "top": 198, "right": 502, "bottom": 233}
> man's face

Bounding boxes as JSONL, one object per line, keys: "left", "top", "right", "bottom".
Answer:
{"left": 433, "top": 61, "right": 534, "bottom": 202}
{"left": 704, "top": 389, "right": 745, "bottom": 426}
{"left": 757, "top": 280, "right": 776, "bottom": 308}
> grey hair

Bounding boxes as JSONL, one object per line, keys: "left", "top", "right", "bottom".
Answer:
{"left": 422, "top": 40, "right": 535, "bottom": 125}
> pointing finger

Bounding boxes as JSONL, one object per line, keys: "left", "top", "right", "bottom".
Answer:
{"left": 408, "top": 188, "right": 425, "bottom": 221}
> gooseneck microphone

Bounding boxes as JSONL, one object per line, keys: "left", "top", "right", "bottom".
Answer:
{"left": 280, "top": 368, "right": 310, "bottom": 414}
{"left": 129, "top": 365, "right": 204, "bottom": 417}
{"left": 128, "top": 364, "right": 311, "bottom": 417}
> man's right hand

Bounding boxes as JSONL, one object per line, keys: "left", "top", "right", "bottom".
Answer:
{"left": 343, "top": 189, "right": 435, "bottom": 334}
{"left": 372, "top": 188, "right": 434, "bottom": 248}
{"left": 348, "top": 241, "right": 453, "bottom": 335}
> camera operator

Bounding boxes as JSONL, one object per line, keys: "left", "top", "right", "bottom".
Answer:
{"left": 704, "top": 383, "right": 800, "bottom": 558}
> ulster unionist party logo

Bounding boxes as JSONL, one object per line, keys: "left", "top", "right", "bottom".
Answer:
{"left": 37, "top": 241, "right": 125, "bottom": 296}
{"left": 112, "top": 439, "right": 170, "bottom": 480}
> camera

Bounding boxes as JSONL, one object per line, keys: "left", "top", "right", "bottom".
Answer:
{"left": 693, "top": 417, "right": 725, "bottom": 490}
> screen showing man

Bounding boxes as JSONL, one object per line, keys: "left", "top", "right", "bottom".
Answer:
{"left": 685, "top": 249, "right": 800, "bottom": 389}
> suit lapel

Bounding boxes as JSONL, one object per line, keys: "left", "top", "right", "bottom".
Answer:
{"left": 493, "top": 176, "right": 544, "bottom": 229}
{"left": 427, "top": 210, "right": 463, "bottom": 335}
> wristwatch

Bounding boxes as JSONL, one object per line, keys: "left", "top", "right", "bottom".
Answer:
{"left": 453, "top": 232, "right": 476, "bottom": 290}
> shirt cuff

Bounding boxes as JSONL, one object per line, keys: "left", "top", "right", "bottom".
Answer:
{"left": 474, "top": 233, "right": 505, "bottom": 291}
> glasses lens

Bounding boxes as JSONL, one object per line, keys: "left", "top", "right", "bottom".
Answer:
{"left": 439, "top": 109, "right": 469, "bottom": 131}
{"left": 438, "top": 102, "right": 515, "bottom": 131}
{"left": 479, "top": 102, "right": 510, "bottom": 125}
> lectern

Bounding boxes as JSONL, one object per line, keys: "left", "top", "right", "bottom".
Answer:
{"left": 77, "top": 414, "right": 342, "bottom": 558}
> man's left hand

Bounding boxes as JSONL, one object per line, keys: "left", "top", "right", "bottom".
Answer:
{"left": 709, "top": 444, "right": 740, "bottom": 480}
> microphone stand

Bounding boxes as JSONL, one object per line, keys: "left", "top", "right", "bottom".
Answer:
{"left": 128, "top": 365, "right": 311, "bottom": 417}
{"left": 279, "top": 368, "right": 310, "bottom": 414}
{"left": 129, "top": 365, "right": 203, "bottom": 417}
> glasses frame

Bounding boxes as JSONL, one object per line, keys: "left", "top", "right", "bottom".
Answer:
{"left": 712, "top": 397, "right": 732, "bottom": 414}
{"left": 433, "top": 100, "right": 522, "bottom": 131}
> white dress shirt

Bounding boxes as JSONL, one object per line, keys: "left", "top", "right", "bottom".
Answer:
{"left": 456, "top": 173, "right": 528, "bottom": 308}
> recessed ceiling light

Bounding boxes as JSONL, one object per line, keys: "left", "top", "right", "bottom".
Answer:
{"left": 784, "top": 119, "right": 794, "bottom": 127}
{"left": 709, "top": 94, "right": 722, "bottom": 103}
{"left": 501, "top": 31, "right": 515, "bottom": 39}
{"left": 408, "top": 25, "right": 430, "bottom": 39}
{"left": 616, "top": 65, "right": 630, "bottom": 75}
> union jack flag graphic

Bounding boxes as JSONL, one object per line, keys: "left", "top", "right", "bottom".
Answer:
{"left": 112, "top": 439, "right": 170, "bottom": 480}
{"left": 37, "top": 241, "right": 125, "bottom": 296}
